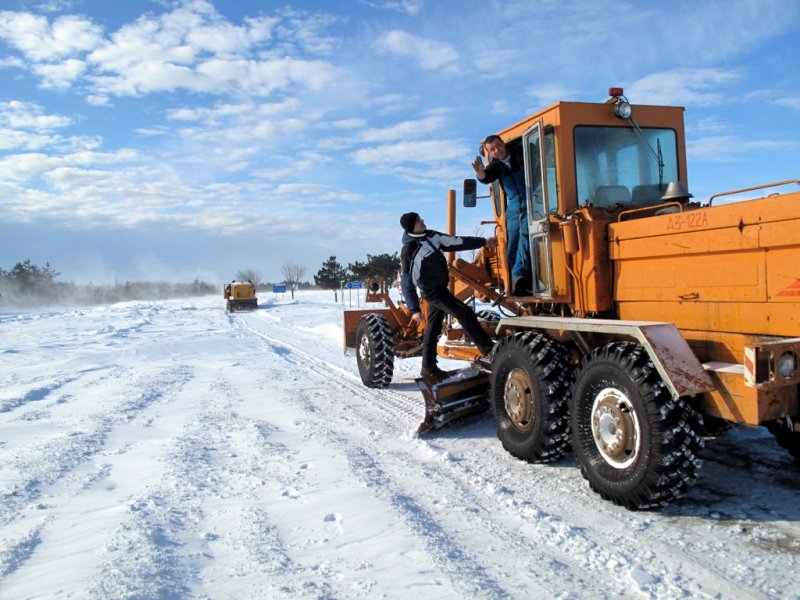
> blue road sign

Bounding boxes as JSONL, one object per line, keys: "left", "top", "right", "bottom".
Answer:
{"left": 346, "top": 281, "right": 363, "bottom": 289}
{"left": 272, "top": 284, "right": 287, "bottom": 293}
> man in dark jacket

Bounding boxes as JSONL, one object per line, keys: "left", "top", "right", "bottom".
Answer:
{"left": 399, "top": 211, "right": 497, "bottom": 379}
{"left": 471, "top": 134, "right": 531, "bottom": 295}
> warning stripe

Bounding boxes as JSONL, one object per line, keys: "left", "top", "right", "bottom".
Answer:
{"left": 776, "top": 278, "right": 800, "bottom": 297}
{"left": 744, "top": 346, "right": 755, "bottom": 386}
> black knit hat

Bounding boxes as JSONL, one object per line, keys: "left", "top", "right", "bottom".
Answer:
{"left": 400, "top": 212, "right": 419, "bottom": 233}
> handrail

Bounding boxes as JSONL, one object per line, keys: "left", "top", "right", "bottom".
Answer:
{"left": 708, "top": 180, "right": 800, "bottom": 205}
{"left": 617, "top": 202, "right": 683, "bottom": 222}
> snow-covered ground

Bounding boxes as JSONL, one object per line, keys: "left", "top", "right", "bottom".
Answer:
{"left": 1, "top": 291, "right": 798, "bottom": 599}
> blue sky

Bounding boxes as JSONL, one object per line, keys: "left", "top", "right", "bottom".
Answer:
{"left": 1, "top": 0, "right": 798, "bottom": 285}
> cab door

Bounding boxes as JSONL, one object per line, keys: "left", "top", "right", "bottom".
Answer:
{"left": 522, "top": 120, "right": 553, "bottom": 297}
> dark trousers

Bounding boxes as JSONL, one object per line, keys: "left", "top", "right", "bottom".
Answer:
{"left": 421, "top": 287, "right": 494, "bottom": 369}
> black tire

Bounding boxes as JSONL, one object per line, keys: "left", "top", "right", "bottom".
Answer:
{"left": 356, "top": 313, "right": 394, "bottom": 388}
{"left": 489, "top": 332, "right": 572, "bottom": 462}
{"left": 570, "top": 342, "right": 704, "bottom": 510}
{"left": 766, "top": 419, "right": 800, "bottom": 461}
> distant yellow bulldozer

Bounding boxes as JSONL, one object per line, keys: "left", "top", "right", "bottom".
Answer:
{"left": 223, "top": 281, "right": 258, "bottom": 312}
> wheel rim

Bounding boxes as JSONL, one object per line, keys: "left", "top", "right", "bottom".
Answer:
{"left": 358, "top": 334, "right": 372, "bottom": 368}
{"left": 590, "top": 387, "right": 640, "bottom": 469}
{"left": 503, "top": 367, "right": 534, "bottom": 431}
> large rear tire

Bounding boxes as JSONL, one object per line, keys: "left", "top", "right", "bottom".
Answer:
{"left": 571, "top": 342, "right": 704, "bottom": 510}
{"left": 489, "top": 332, "right": 572, "bottom": 462}
{"left": 356, "top": 313, "right": 394, "bottom": 388}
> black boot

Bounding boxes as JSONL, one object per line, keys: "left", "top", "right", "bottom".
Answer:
{"left": 420, "top": 365, "right": 448, "bottom": 380}
{"left": 512, "top": 276, "right": 531, "bottom": 296}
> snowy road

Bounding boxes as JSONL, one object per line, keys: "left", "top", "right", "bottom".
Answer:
{"left": 0, "top": 293, "right": 798, "bottom": 599}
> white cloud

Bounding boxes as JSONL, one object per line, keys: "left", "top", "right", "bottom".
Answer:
{"left": 329, "top": 118, "right": 368, "bottom": 129}
{"left": 377, "top": 30, "right": 457, "bottom": 71}
{"left": 0, "top": 102, "right": 96, "bottom": 152}
{"left": 357, "top": 113, "right": 448, "bottom": 143}
{"left": 688, "top": 135, "right": 795, "bottom": 162}
{"left": 626, "top": 68, "right": 740, "bottom": 107}
{"left": 274, "top": 182, "right": 328, "bottom": 196}
{"left": 33, "top": 58, "right": 87, "bottom": 89}
{"left": 691, "top": 117, "right": 731, "bottom": 135}
{"left": 1, "top": 4, "right": 338, "bottom": 101}
{"left": 0, "top": 100, "right": 72, "bottom": 130}
{"left": 525, "top": 83, "right": 576, "bottom": 109}
{"left": 352, "top": 139, "right": 464, "bottom": 166}
{"left": 0, "top": 148, "right": 140, "bottom": 183}
{"left": 774, "top": 96, "right": 800, "bottom": 111}
{"left": 0, "top": 12, "right": 103, "bottom": 61}
{"left": 0, "top": 130, "right": 54, "bottom": 152}
{"left": 362, "top": 0, "right": 425, "bottom": 16}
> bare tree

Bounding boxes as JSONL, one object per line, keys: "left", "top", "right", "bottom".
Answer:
{"left": 236, "top": 268, "right": 264, "bottom": 287}
{"left": 281, "top": 261, "right": 306, "bottom": 299}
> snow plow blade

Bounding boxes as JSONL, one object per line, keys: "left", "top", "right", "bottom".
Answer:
{"left": 416, "top": 366, "right": 491, "bottom": 434}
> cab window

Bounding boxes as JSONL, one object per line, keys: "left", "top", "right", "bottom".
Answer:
{"left": 574, "top": 126, "right": 678, "bottom": 208}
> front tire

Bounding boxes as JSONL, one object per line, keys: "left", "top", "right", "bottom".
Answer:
{"left": 356, "top": 313, "right": 394, "bottom": 388}
{"left": 571, "top": 342, "right": 704, "bottom": 510}
{"left": 489, "top": 332, "right": 572, "bottom": 462}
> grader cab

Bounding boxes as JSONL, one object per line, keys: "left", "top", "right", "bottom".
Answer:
{"left": 343, "top": 88, "right": 800, "bottom": 509}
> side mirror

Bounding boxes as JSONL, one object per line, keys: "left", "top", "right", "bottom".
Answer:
{"left": 463, "top": 178, "right": 477, "bottom": 207}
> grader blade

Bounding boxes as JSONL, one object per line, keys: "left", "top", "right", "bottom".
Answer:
{"left": 416, "top": 366, "right": 491, "bottom": 434}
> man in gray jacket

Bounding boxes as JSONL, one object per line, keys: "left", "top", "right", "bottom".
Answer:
{"left": 399, "top": 211, "right": 497, "bottom": 379}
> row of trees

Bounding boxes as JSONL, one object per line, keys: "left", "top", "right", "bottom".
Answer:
{"left": 0, "top": 260, "right": 60, "bottom": 296}
{"left": 0, "top": 260, "right": 216, "bottom": 307}
{"left": 1, "top": 252, "right": 401, "bottom": 307}
{"left": 314, "top": 253, "right": 400, "bottom": 301}
{"left": 233, "top": 254, "right": 400, "bottom": 302}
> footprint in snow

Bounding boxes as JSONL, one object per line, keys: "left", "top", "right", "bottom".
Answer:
{"left": 324, "top": 512, "right": 344, "bottom": 534}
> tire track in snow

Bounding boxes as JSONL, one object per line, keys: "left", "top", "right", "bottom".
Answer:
{"left": 236, "top": 321, "right": 626, "bottom": 597}
{"left": 90, "top": 370, "right": 344, "bottom": 599}
{"left": 0, "top": 374, "right": 83, "bottom": 414}
{"left": 235, "top": 312, "right": 800, "bottom": 600}
{"left": 234, "top": 317, "right": 423, "bottom": 427}
{"left": 287, "top": 386, "right": 635, "bottom": 599}
{"left": 0, "top": 364, "right": 193, "bottom": 586}
{"left": 0, "top": 525, "right": 43, "bottom": 585}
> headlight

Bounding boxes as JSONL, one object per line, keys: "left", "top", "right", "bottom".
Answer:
{"left": 614, "top": 100, "right": 632, "bottom": 119}
{"left": 778, "top": 351, "right": 796, "bottom": 378}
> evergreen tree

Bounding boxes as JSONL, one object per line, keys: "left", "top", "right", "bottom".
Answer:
{"left": 365, "top": 252, "right": 400, "bottom": 285}
{"left": 314, "top": 256, "right": 347, "bottom": 301}
{"left": 346, "top": 260, "right": 371, "bottom": 282}
{"left": 347, "top": 253, "right": 400, "bottom": 287}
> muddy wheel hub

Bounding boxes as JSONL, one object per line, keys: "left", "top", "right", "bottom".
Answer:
{"left": 504, "top": 368, "right": 533, "bottom": 431}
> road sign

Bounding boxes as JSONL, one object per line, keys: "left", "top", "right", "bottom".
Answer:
{"left": 346, "top": 281, "right": 363, "bottom": 289}
{"left": 272, "top": 284, "right": 287, "bottom": 293}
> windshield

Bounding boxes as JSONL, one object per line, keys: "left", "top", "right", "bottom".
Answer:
{"left": 574, "top": 126, "right": 678, "bottom": 208}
